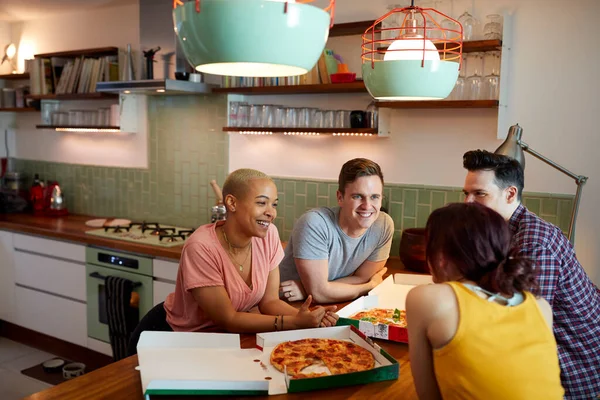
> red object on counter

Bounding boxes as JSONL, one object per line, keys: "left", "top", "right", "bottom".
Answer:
{"left": 330, "top": 73, "right": 357, "bottom": 83}
{"left": 0, "top": 157, "right": 6, "bottom": 179}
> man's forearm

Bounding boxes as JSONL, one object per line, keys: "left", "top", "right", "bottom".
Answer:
{"left": 311, "top": 281, "right": 373, "bottom": 304}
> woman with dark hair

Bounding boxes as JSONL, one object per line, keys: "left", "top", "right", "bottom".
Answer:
{"left": 406, "top": 203, "right": 563, "bottom": 399}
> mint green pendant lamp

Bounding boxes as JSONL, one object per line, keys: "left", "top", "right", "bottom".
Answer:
{"left": 362, "top": 2, "right": 463, "bottom": 100}
{"left": 173, "top": 0, "right": 336, "bottom": 77}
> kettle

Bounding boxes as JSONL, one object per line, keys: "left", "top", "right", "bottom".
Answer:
{"left": 50, "top": 184, "right": 65, "bottom": 210}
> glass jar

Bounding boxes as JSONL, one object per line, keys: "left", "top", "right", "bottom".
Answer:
{"left": 458, "top": 11, "right": 481, "bottom": 41}
{"left": 484, "top": 14, "right": 503, "bottom": 40}
{"left": 366, "top": 101, "right": 379, "bottom": 129}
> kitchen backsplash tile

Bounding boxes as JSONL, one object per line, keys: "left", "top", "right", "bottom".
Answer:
{"left": 270, "top": 177, "right": 574, "bottom": 256}
{"left": 14, "top": 95, "right": 228, "bottom": 229}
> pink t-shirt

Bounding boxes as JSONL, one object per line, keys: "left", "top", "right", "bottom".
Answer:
{"left": 164, "top": 222, "right": 284, "bottom": 332}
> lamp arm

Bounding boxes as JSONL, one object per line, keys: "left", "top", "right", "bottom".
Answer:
{"left": 519, "top": 140, "right": 588, "bottom": 244}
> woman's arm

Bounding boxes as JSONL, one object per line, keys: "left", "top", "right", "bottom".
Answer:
{"left": 259, "top": 268, "right": 307, "bottom": 316}
{"left": 406, "top": 285, "right": 444, "bottom": 400}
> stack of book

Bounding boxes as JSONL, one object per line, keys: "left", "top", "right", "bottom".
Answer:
{"left": 29, "top": 55, "right": 119, "bottom": 95}
{"left": 221, "top": 48, "right": 340, "bottom": 88}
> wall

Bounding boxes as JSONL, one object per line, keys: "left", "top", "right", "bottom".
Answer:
{"left": 0, "top": 21, "right": 12, "bottom": 75}
{"left": 14, "top": 95, "right": 228, "bottom": 228}
{"left": 229, "top": 0, "right": 600, "bottom": 284}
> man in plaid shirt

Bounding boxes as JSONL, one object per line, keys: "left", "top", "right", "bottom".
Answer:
{"left": 463, "top": 150, "right": 600, "bottom": 399}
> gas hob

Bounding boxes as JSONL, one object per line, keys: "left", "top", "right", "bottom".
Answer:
{"left": 85, "top": 221, "right": 195, "bottom": 248}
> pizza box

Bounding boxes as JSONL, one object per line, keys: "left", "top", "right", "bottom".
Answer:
{"left": 336, "top": 273, "right": 433, "bottom": 343}
{"left": 136, "top": 326, "right": 398, "bottom": 397}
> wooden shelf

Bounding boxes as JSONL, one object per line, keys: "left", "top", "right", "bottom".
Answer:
{"left": 377, "top": 39, "right": 502, "bottom": 54}
{"left": 26, "top": 93, "right": 118, "bottom": 100}
{"left": 34, "top": 47, "right": 119, "bottom": 59}
{"left": 0, "top": 107, "right": 37, "bottom": 113}
{"left": 36, "top": 125, "right": 120, "bottom": 130}
{"left": 213, "top": 81, "right": 367, "bottom": 95}
{"left": 377, "top": 100, "right": 499, "bottom": 109}
{"left": 0, "top": 73, "right": 30, "bottom": 80}
{"left": 223, "top": 127, "right": 377, "bottom": 135}
{"left": 330, "top": 20, "right": 377, "bottom": 37}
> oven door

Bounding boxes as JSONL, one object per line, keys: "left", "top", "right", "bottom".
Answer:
{"left": 86, "top": 248, "right": 154, "bottom": 344}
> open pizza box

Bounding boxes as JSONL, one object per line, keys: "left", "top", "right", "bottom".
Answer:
{"left": 337, "top": 273, "right": 433, "bottom": 343}
{"left": 137, "top": 326, "right": 398, "bottom": 397}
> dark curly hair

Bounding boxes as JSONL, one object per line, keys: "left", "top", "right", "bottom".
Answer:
{"left": 426, "top": 202, "right": 538, "bottom": 296}
{"left": 463, "top": 150, "right": 524, "bottom": 201}
{"left": 338, "top": 158, "right": 384, "bottom": 195}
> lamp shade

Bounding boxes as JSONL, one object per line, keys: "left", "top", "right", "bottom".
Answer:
{"left": 362, "top": 6, "right": 463, "bottom": 101}
{"left": 494, "top": 124, "right": 526, "bottom": 168}
{"left": 173, "top": 0, "right": 334, "bottom": 77}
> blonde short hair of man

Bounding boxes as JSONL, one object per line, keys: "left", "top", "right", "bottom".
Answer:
{"left": 222, "top": 168, "right": 273, "bottom": 201}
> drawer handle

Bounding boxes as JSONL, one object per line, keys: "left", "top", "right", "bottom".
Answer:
{"left": 89, "top": 272, "right": 142, "bottom": 288}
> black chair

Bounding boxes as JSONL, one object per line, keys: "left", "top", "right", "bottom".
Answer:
{"left": 127, "top": 301, "right": 173, "bottom": 356}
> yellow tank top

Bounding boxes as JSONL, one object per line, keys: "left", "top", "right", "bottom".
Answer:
{"left": 433, "top": 282, "right": 564, "bottom": 400}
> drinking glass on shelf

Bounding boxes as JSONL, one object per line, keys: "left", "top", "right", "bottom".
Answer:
{"left": 324, "top": 110, "right": 335, "bottom": 129}
{"left": 483, "top": 14, "right": 503, "bottom": 40}
{"left": 482, "top": 75, "right": 499, "bottom": 100}
{"left": 312, "top": 110, "right": 324, "bottom": 128}
{"left": 237, "top": 104, "right": 250, "bottom": 127}
{"left": 284, "top": 107, "right": 297, "bottom": 128}
{"left": 228, "top": 101, "right": 244, "bottom": 127}
{"left": 51, "top": 112, "right": 68, "bottom": 126}
{"left": 261, "top": 105, "right": 275, "bottom": 128}
{"left": 458, "top": 11, "right": 481, "bottom": 41}
{"left": 297, "top": 108, "right": 311, "bottom": 128}
{"left": 274, "top": 106, "right": 286, "bottom": 128}
{"left": 335, "top": 110, "right": 351, "bottom": 129}
{"left": 249, "top": 104, "right": 263, "bottom": 127}
{"left": 68, "top": 110, "right": 83, "bottom": 126}
{"left": 466, "top": 52, "right": 484, "bottom": 100}
{"left": 466, "top": 52, "right": 483, "bottom": 78}
{"left": 448, "top": 77, "right": 466, "bottom": 100}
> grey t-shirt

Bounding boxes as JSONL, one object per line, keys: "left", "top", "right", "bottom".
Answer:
{"left": 279, "top": 206, "right": 394, "bottom": 282}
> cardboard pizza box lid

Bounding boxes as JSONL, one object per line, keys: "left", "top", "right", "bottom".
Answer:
{"left": 137, "top": 327, "right": 398, "bottom": 396}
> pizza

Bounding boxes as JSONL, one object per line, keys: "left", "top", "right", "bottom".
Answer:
{"left": 350, "top": 308, "right": 407, "bottom": 328}
{"left": 269, "top": 338, "right": 375, "bottom": 379}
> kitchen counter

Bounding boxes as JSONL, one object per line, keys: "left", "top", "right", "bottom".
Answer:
{"left": 0, "top": 213, "right": 184, "bottom": 260}
{"left": 0, "top": 213, "right": 412, "bottom": 271}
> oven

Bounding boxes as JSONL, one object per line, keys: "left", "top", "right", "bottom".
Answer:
{"left": 86, "top": 246, "right": 154, "bottom": 344}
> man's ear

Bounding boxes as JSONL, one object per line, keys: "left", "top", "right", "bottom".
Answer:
{"left": 505, "top": 185, "right": 519, "bottom": 204}
{"left": 336, "top": 190, "right": 343, "bottom": 206}
{"left": 224, "top": 194, "right": 237, "bottom": 213}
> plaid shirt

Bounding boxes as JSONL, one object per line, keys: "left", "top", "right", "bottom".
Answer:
{"left": 509, "top": 204, "right": 600, "bottom": 399}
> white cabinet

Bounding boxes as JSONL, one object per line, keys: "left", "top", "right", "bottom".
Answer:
{"left": 153, "top": 281, "right": 175, "bottom": 306}
{"left": 0, "top": 230, "right": 15, "bottom": 322}
{"left": 14, "top": 286, "right": 87, "bottom": 347}
{"left": 153, "top": 258, "right": 178, "bottom": 306}
{"left": 12, "top": 233, "right": 87, "bottom": 346}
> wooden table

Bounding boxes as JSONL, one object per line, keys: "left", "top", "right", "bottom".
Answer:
{"left": 23, "top": 262, "right": 423, "bottom": 400}
{"left": 23, "top": 335, "right": 416, "bottom": 400}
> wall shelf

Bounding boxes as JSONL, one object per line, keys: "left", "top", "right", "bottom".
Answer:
{"left": 213, "top": 81, "right": 367, "bottom": 95}
{"left": 377, "top": 100, "right": 499, "bottom": 109}
{"left": 0, "top": 107, "right": 37, "bottom": 112}
{"left": 36, "top": 125, "right": 121, "bottom": 132}
{"left": 223, "top": 127, "right": 377, "bottom": 136}
{"left": 0, "top": 73, "right": 30, "bottom": 80}
{"left": 376, "top": 39, "right": 502, "bottom": 54}
{"left": 34, "top": 47, "right": 119, "bottom": 59}
{"left": 26, "top": 93, "right": 118, "bottom": 100}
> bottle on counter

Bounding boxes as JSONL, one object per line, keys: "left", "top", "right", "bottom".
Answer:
{"left": 30, "top": 174, "right": 46, "bottom": 213}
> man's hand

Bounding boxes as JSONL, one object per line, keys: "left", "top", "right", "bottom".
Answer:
{"left": 280, "top": 279, "right": 307, "bottom": 302}
{"left": 368, "top": 267, "right": 388, "bottom": 289}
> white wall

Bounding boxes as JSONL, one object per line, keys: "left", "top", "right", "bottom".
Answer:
{"left": 229, "top": 0, "right": 600, "bottom": 284}
{"left": 9, "top": 3, "right": 147, "bottom": 168}
{"left": 0, "top": 21, "right": 12, "bottom": 75}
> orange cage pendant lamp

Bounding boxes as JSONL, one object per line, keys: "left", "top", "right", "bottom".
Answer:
{"left": 362, "top": 1, "right": 463, "bottom": 100}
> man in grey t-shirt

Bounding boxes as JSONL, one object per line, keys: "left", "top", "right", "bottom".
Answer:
{"left": 279, "top": 158, "right": 394, "bottom": 304}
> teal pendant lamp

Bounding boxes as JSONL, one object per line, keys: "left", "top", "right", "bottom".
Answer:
{"left": 173, "top": 0, "right": 335, "bottom": 77}
{"left": 362, "top": 2, "right": 463, "bottom": 100}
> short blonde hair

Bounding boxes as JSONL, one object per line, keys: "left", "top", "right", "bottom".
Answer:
{"left": 222, "top": 168, "right": 272, "bottom": 200}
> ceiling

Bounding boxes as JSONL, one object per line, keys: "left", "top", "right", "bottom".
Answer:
{"left": 0, "top": 0, "right": 137, "bottom": 22}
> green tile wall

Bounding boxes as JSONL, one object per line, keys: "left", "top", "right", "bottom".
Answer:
{"left": 14, "top": 95, "right": 228, "bottom": 228}
{"left": 271, "top": 177, "right": 575, "bottom": 256}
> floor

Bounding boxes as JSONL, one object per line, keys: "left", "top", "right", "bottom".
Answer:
{"left": 0, "top": 337, "right": 55, "bottom": 400}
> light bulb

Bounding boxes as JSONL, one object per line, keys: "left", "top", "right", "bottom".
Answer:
{"left": 384, "top": 37, "right": 440, "bottom": 61}
{"left": 6, "top": 43, "right": 16, "bottom": 59}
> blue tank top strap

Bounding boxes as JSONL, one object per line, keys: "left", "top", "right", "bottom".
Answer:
{"left": 461, "top": 283, "right": 525, "bottom": 307}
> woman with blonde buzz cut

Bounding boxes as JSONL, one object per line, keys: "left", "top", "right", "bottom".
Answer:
{"left": 165, "top": 168, "right": 338, "bottom": 333}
